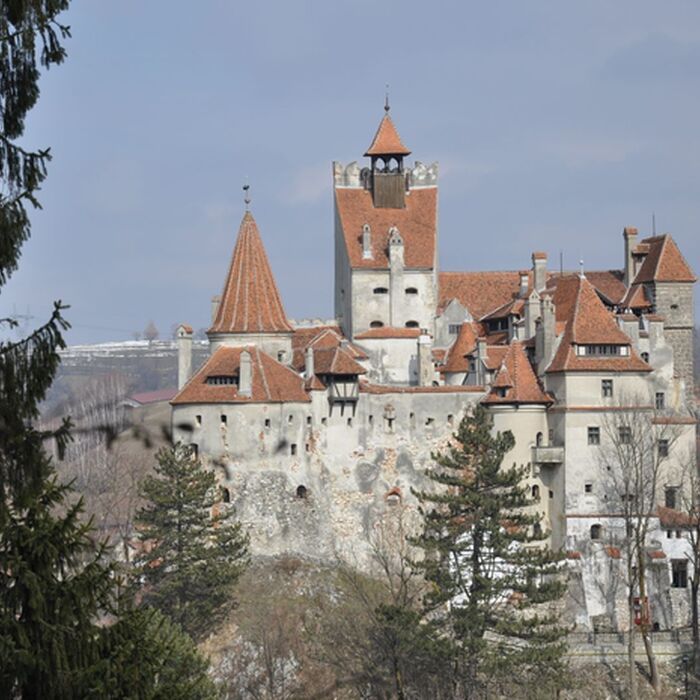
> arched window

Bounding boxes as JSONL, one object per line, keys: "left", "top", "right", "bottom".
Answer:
{"left": 405, "top": 320, "right": 419, "bottom": 328}
{"left": 641, "top": 352, "right": 649, "bottom": 363}
{"left": 536, "top": 432, "right": 544, "bottom": 446}
{"left": 370, "top": 320, "right": 384, "bottom": 328}
{"left": 373, "top": 287, "right": 388, "bottom": 295}
{"left": 221, "top": 487, "right": 231, "bottom": 503}
{"left": 533, "top": 522, "right": 542, "bottom": 538}
{"left": 531, "top": 484, "right": 540, "bottom": 500}
{"left": 296, "top": 485, "right": 308, "bottom": 499}
{"left": 590, "top": 524, "right": 602, "bottom": 540}
{"left": 405, "top": 287, "right": 418, "bottom": 295}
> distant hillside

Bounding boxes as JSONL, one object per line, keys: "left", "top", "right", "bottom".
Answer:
{"left": 44, "top": 339, "right": 209, "bottom": 416}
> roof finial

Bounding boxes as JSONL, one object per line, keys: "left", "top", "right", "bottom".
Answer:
{"left": 579, "top": 259, "right": 585, "bottom": 279}
{"left": 384, "top": 84, "right": 390, "bottom": 113}
{"left": 243, "top": 180, "right": 251, "bottom": 211}
{"left": 652, "top": 211, "right": 656, "bottom": 235}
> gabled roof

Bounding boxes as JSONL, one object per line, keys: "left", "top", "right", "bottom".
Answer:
{"left": 171, "top": 346, "right": 309, "bottom": 404}
{"left": 364, "top": 113, "right": 411, "bottom": 157}
{"left": 441, "top": 322, "right": 478, "bottom": 373}
{"left": 633, "top": 234, "right": 696, "bottom": 284}
{"left": 547, "top": 276, "right": 651, "bottom": 374}
{"left": 439, "top": 271, "right": 529, "bottom": 320}
{"left": 620, "top": 283, "right": 652, "bottom": 310}
{"left": 291, "top": 325, "right": 367, "bottom": 372}
{"left": 483, "top": 342, "right": 552, "bottom": 405}
{"left": 335, "top": 188, "right": 437, "bottom": 270}
{"left": 313, "top": 346, "right": 367, "bottom": 376}
{"left": 583, "top": 270, "right": 626, "bottom": 305}
{"left": 209, "top": 212, "right": 293, "bottom": 334}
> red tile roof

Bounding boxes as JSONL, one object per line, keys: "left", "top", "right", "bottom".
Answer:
{"left": 355, "top": 327, "right": 422, "bottom": 340}
{"left": 442, "top": 322, "right": 478, "bottom": 373}
{"left": 657, "top": 506, "right": 695, "bottom": 529}
{"left": 620, "top": 284, "right": 652, "bottom": 310}
{"left": 364, "top": 113, "right": 411, "bottom": 156}
{"left": 605, "top": 546, "right": 621, "bottom": 559}
{"left": 439, "top": 271, "right": 528, "bottom": 320}
{"left": 335, "top": 188, "right": 436, "bottom": 270}
{"left": 359, "top": 381, "right": 484, "bottom": 395}
{"left": 547, "top": 276, "right": 651, "bottom": 374}
{"left": 634, "top": 234, "right": 696, "bottom": 284}
{"left": 583, "top": 270, "right": 626, "bottom": 304}
{"left": 484, "top": 346, "right": 509, "bottom": 371}
{"left": 483, "top": 342, "right": 552, "bottom": 405}
{"left": 172, "top": 346, "right": 309, "bottom": 404}
{"left": 291, "top": 325, "right": 367, "bottom": 371}
{"left": 209, "top": 212, "right": 293, "bottom": 334}
{"left": 313, "top": 346, "right": 366, "bottom": 376}
{"left": 129, "top": 388, "right": 178, "bottom": 405}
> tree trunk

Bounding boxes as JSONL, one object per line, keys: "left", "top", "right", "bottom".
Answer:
{"left": 692, "top": 577, "right": 700, "bottom": 677}
{"left": 638, "top": 551, "right": 660, "bottom": 694}
{"left": 628, "top": 592, "right": 638, "bottom": 700}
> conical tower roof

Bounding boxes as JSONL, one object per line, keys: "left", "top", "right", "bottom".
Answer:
{"left": 209, "top": 211, "right": 293, "bottom": 334}
{"left": 364, "top": 113, "right": 411, "bottom": 157}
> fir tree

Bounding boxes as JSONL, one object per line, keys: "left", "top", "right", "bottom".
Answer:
{"left": 135, "top": 444, "right": 249, "bottom": 640}
{"left": 413, "top": 406, "right": 568, "bottom": 699}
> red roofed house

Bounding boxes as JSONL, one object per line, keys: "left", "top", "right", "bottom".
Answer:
{"left": 171, "top": 105, "right": 696, "bottom": 629}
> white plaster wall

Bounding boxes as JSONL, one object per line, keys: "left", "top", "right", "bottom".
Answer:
{"left": 357, "top": 337, "right": 420, "bottom": 385}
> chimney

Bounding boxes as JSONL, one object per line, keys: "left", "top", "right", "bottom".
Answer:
{"left": 476, "top": 338, "right": 488, "bottom": 386}
{"left": 524, "top": 290, "right": 540, "bottom": 339}
{"left": 211, "top": 295, "right": 221, "bottom": 324}
{"left": 176, "top": 324, "right": 193, "bottom": 390}
{"left": 305, "top": 345, "right": 315, "bottom": 381}
{"left": 239, "top": 350, "right": 252, "bottom": 398}
{"left": 623, "top": 227, "right": 638, "bottom": 287}
{"left": 532, "top": 252, "right": 547, "bottom": 292}
{"left": 519, "top": 270, "right": 529, "bottom": 298}
{"left": 536, "top": 297, "right": 555, "bottom": 373}
{"left": 417, "top": 330, "right": 433, "bottom": 386}
{"left": 362, "top": 224, "right": 372, "bottom": 259}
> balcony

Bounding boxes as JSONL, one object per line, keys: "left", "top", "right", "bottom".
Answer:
{"left": 532, "top": 445, "right": 565, "bottom": 464}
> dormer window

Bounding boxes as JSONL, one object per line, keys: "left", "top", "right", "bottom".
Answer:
{"left": 373, "top": 287, "right": 388, "bottom": 295}
{"left": 405, "top": 320, "right": 419, "bottom": 328}
{"left": 206, "top": 375, "right": 237, "bottom": 385}
{"left": 370, "top": 320, "right": 384, "bottom": 328}
{"left": 405, "top": 287, "right": 418, "bottom": 295}
{"left": 577, "top": 344, "right": 629, "bottom": 357}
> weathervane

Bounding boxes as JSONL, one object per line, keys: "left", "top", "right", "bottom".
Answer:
{"left": 384, "top": 83, "right": 390, "bottom": 113}
{"left": 243, "top": 181, "right": 251, "bottom": 211}
{"left": 579, "top": 259, "right": 585, "bottom": 279}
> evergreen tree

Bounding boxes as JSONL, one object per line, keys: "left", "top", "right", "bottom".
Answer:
{"left": 135, "top": 444, "right": 249, "bottom": 640}
{"left": 413, "top": 406, "right": 568, "bottom": 699}
{"left": 101, "top": 607, "right": 221, "bottom": 699}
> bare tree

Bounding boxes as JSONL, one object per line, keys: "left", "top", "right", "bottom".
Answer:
{"left": 599, "top": 398, "right": 686, "bottom": 697}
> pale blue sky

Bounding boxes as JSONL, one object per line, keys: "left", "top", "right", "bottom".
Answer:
{"left": 6, "top": 0, "right": 700, "bottom": 342}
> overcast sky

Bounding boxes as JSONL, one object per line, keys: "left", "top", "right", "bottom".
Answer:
{"left": 5, "top": 0, "right": 700, "bottom": 344}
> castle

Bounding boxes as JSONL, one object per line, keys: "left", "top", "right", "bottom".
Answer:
{"left": 171, "top": 106, "right": 697, "bottom": 630}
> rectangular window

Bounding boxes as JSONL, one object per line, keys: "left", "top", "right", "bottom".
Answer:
{"left": 618, "top": 426, "right": 632, "bottom": 444}
{"left": 190, "top": 443, "right": 198, "bottom": 459}
{"left": 347, "top": 417, "right": 353, "bottom": 427}
{"left": 290, "top": 443, "right": 297, "bottom": 456}
{"left": 448, "top": 324, "right": 461, "bottom": 335}
{"left": 220, "top": 414, "right": 227, "bottom": 425}
{"left": 671, "top": 560, "right": 688, "bottom": 588}
{"left": 321, "top": 417, "right": 327, "bottom": 426}
{"left": 655, "top": 392, "right": 665, "bottom": 410}
{"left": 601, "top": 379, "right": 613, "bottom": 398}
{"left": 584, "top": 482, "right": 593, "bottom": 494}
{"left": 264, "top": 418, "right": 271, "bottom": 429}
{"left": 665, "top": 486, "right": 678, "bottom": 509}
{"left": 195, "top": 414, "right": 202, "bottom": 427}
{"left": 306, "top": 415, "right": 312, "bottom": 426}
{"left": 447, "top": 414, "right": 454, "bottom": 425}
{"left": 368, "top": 414, "right": 373, "bottom": 426}
{"left": 587, "top": 426, "right": 600, "bottom": 445}
{"left": 658, "top": 439, "right": 669, "bottom": 458}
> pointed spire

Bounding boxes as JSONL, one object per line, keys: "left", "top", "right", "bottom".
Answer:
{"left": 209, "top": 211, "right": 293, "bottom": 334}
{"left": 364, "top": 109, "right": 411, "bottom": 157}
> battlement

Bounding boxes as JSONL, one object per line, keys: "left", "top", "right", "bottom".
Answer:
{"left": 333, "top": 160, "right": 438, "bottom": 190}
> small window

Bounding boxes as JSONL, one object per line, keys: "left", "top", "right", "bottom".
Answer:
{"left": 641, "top": 352, "right": 650, "bottom": 363}
{"left": 587, "top": 426, "right": 600, "bottom": 445}
{"left": 676, "top": 530, "right": 682, "bottom": 539}
{"left": 347, "top": 417, "right": 353, "bottom": 427}
{"left": 385, "top": 417, "right": 394, "bottom": 432}
{"left": 405, "top": 287, "right": 418, "bottom": 295}
{"left": 195, "top": 414, "right": 202, "bottom": 427}
{"left": 531, "top": 484, "right": 540, "bottom": 500}
{"left": 658, "top": 439, "right": 669, "bottom": 458}
{"left": 549, "top": 490, "right": 554, "bottom": 499}
{"left": 536, "top": 432, "right": 543, "bottom": 447}
{"left": 405, "top": 320, "right": 419, "bottom": 328}
{"left": 601, "top": 379, "right": 613, "bottom": 398}
{"left": 190, "top": 443, "right": 199, "bottom": 459}
{"left": 370, "top": 320, "right": 384, "bottom": 328}
{"left": 296, "top": 485, "right": 308, "bottom": 499}
{"left": 425, "top": 417, "right": 434, "bottom": 426}
{"left": 264, "top": 418, "right": 271, "bottom": 429}
{"left": 306, "top": 415, "right": 312, "bottom": 426}
{"left": 448, "top": 324, "right": 461, "bottom": 335}
{"left": 290, "top": 443, "right": 297, "bottom": 456}
{"left": 667, "top": 530, "right": 673, "bottom": 539}
{"left": 590, "top": 524, "right": 602, "bottom": 540}
{"left": 305, "top": 442, "right": 310, "bottom": 452}
{"left": 533, "top": 523, "right": 542, "bottom": 538}
{"left": 665, "top": 486, "right": 678, "bottom": 509}
{"left": 655, "top": 392, "right": 665, "bottom": 410}
{"left": 447, "top": 414, "right": 454, "bottom": 425}
{"left": 373, "top": 287, "right": 388, "bottom": 295}
{"left": 670, "top": 303, "right": 679, "bottom": 311}
{"left": 618, "top": 426, "right": 632, "bottom": 445}
{"left": 672, "top": 560, "right": 688, "bottom": 588}
{"left": 221, "top": 487, "right": 231, "bottom": 503}
{"left": 584, "top": 482, "right": 593, "bottom": 494}
{"left": 368, "top": 414, "right": 374, "bottom": 425}
{"left": 321, "top": 417, "right": 327, "bottom": 426}
{"left": 277, "top": 350, "right": 285, "bottom": 362}
{"left": 220, "top": 414, "right": 227, "bottom": 425}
